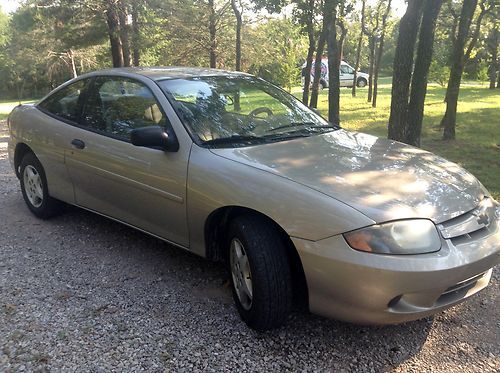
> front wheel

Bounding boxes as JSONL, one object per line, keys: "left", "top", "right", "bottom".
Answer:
{"left": 227, "top": 215, "right": 292, "bottom": 331}
{"left": 20, "top": 152, "right": 62, "bottom": 219}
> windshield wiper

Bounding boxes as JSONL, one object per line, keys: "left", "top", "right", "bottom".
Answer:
{"left": 266, "top": 122, "right": 340, "bottom": 133}
{"left": 263, "top": 133, "right": 314, "bottom": 141}
{"left": 203, "top": 135, "right": 266, "bottom": 147}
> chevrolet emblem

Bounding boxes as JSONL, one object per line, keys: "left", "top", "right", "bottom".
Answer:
{"left": 476, "top": 213, "right": 489, "bottom": 226}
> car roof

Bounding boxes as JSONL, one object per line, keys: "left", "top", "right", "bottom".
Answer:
{"left": 87, "top": 67, "right": 250, "bottom": 81}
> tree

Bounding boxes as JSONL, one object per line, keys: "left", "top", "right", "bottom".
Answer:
{"left": 105, "top": 0, "right": 124, "bottom": 67}
{"left": 309, "top": 15, "right": 327, "bottom": 108}
{"left": 336, "top": 1, "right": 353, "bottom": 62}
{"left": 325, "top": 0, "right": 340, "bottom": 124}
{"left": 486, "top": 26, "right": 498, "bottom": 89}
{"left": 405, "top": 0, "right": 443, "bottom": 146}
{"left": 247, "top": 18, "right": 307, "bottom": 89}
{"left": 351, "top": 0, "right": 366, "bottom": 97}
{"left": 296, "top": 0, "right": 317, "bottom": 105}
{"left": 363, "top": 0, "right": 384, "bottom": 102}
{"left": 230, "top": 0, "right": 243, "bottom": 71}
{"left": 371, "top": 0, "right": 392, "bottom": 108}
{"left": 131, "top": 0, "right": 141, "bottom": 66}
{"left": 387, "top": 0, "right": 424, "bottom": 142}
{"left": 118, "top": 0, "right": 131, "bottom": 67}
{"left": 440, "top": 0, "right": 481, "bottom": 140}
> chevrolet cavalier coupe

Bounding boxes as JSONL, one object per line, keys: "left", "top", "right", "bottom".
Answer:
{"left": 7, "top": 67, "right": 500, "bottom": 330}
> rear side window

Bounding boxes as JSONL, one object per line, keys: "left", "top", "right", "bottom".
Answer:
{"left": 38, "top": 79, "right": 89, "bottom": 122}
{"left": 82, "top": 77, "right": 167, "bottom": 141}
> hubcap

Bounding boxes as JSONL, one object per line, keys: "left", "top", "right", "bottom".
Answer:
{"left": 230, "top": 238, "right": 253, "bottom": 310}
{"left": 23, "top": 165, "right": 43, "bottom": 208}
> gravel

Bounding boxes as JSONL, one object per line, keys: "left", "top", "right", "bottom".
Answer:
{"left": 1, "top": 120, "right": 499, "bottom": 372}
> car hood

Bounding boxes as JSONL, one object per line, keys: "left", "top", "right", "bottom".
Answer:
{"left": 210, "top": 130, "right": 485, "bottom": 224}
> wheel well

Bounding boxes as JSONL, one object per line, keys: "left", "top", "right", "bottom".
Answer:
{"left": 205, "top": 206, "right": 309, "bottom": 309}
{"left": 14, "top": 143, "right": 33, "bottom": 178}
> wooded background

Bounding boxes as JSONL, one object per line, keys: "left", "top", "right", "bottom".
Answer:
{"left": 0, "top": 0, "right": 498, "bottom": 145}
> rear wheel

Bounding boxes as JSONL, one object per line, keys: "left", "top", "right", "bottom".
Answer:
{"left": 20, "top": 152, "right": 62, "bottom": 219}
{"left": 227, "top": 215, "right": 292, "bottom": 331}
{"left": 357, "top": 78, "right": 367, "bottom": 88}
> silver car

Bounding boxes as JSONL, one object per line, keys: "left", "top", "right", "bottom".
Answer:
{"left": 7, "top": 67, "right": 500, "bottom": 330}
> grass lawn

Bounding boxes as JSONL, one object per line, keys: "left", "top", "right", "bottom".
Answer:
{"left": 0, "top": 99, "right": 36, "bottom": 120}
{"left": 292, "top": 79, "right": 500, "bottom": 199}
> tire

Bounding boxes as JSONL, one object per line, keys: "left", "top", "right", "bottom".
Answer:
{"left": 357, "top": 78, "right": 367, "bottom": 88}
{"left": 319, "top": 81, "right": 326, "bottom": 90}
{"left": 227, "top": 215, "right": 292, "bottom": 331}
{"left": 19, "top": 152, "right": 62, "bottom": 219}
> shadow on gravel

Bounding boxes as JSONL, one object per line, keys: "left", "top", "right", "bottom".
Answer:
{"left": 42, "top": 203, "right": 434, "bottom": 371}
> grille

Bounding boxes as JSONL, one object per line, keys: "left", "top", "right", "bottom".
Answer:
{"left": 438, "top": 197, "right": 498, "bottom": 245}
{"left": 436, "top": 271, "right": 487, "bottom": 305}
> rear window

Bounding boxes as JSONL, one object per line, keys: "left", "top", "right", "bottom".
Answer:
{"left": 38, "top": 79, "right": 89, "bottom": 122}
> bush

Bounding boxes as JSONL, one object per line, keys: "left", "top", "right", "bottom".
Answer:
{"left": 428, "top": 60, "right": 450, "bottom": 87}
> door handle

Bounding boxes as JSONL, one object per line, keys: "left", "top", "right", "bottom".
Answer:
{"left": 71, "top": 139, "right": 85, "bottom": 149}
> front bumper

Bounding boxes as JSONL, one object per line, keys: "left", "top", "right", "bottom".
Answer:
{"left": 292, "top": 208, "right": 500, "bottom": 324}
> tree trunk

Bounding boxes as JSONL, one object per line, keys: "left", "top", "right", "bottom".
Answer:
{"left": 131, "top": 1, "right": 140, "bottom": 66}
{"left": 372, "top": 0, "right": 392, "bottom": 108}
{"left": 106, "top": 1, "right": 124, "bottom": 68}
{"left": 367, "top": 36, "right": 375, "bottom": 102}
{"left": 488, "top": 28, "right": 498, "bottom": 89}
{"left": 325, "top": 0, "right": 340, "bottom": 124}
{"left": 69, "top": 50, "right": 78, "bottom": 79}
{"left": 372, "top": 40, "right": 380, "bottom": 107}
{"left": 352, "top": 0, "right": 366, "bottom": 97}
{"left": 441, "top": 0, "right": 478, "bottom": 141}
{"left": 118, "top": 0, "right": 131, "bottom": 67}
{"left": 310, "top": 26, "right": 327, "bottom": 108}
{"left": 231, "top": 0, "right": 242, "bottom": 71}
{"left": 387, "top": 0, "right": 424, "bottom": 142}
{"left": 208, "top": 0, "right": 217, "bottom": 68}
{"left": 231, "top": 0, "right": 243, "bottom": 111}
{"left": 302, "top": 0, "right": 316, "bottom": 105}
{"left": 405, "top": 0, "right": 443, "bottom": 146}
{"left": 338, "top": 24, "right": 347, "bottom": 62}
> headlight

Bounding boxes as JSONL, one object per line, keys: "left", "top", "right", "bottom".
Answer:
{"left": 343, "top": 219, "right": 441, "bottom": 255}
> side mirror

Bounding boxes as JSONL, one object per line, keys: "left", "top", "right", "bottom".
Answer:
{"left": 130, "top": 126, "right": 179, "bottom": 152}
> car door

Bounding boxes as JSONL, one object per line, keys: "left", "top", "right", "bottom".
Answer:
{"left": 339, "top": 64, "right": 354, "bottom": 87}
{"left": 35, "top": 78, "right": 92, "bottom": 204}
{"left": 64, "top": 75, "right": 190, "bottom": 247}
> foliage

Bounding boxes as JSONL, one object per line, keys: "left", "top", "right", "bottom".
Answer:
{"left": 0, "top": 0, "right": 496, "bottom": 134}
{"left": 247, "top": 19, "right": 307, "bottom": 90}
{"left": 429, "top": 60, "right": 450, "bottom": 86}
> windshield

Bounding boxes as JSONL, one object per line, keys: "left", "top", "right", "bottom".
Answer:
{"left": 158, "top": 75, "right": 338, "bottom": 148}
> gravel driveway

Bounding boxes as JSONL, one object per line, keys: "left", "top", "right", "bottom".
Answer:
{"left": 0, "top": 120, "right": 498, "bottom": 372}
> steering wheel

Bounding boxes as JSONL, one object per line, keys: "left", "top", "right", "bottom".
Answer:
{"left": 249, "top": 107, "right": 273, "bottom": 118}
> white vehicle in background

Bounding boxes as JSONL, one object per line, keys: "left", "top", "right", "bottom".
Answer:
{"left": 302, "top": 59, "right": 369, "bottom": 89}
